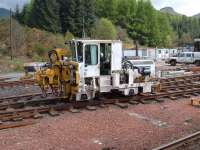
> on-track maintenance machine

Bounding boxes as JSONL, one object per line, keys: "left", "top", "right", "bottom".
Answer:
{"left": 35, "top": 39, "right": 154, "bottom": 101}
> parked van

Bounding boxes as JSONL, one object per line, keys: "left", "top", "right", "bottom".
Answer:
{"left": 166, "top": 52, "right": 200, "bottom": 66}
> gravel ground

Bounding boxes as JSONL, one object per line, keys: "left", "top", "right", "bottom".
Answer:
{"left": 0, "top": 72, "right": 24, "bottom": 81}
{"left": 0, "top": 98, "right": 200, "bottom": 150}
{"left": 0, "top": 69, "right": 200, "bottom": 150}
{"left": 0, "top": 85, "right": 41, "bottom": 97}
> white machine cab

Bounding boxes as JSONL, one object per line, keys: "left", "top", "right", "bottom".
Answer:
{"left": 69, "top": 39, "right": 153, "bottom": 101}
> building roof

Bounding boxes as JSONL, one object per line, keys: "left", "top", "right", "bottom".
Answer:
{"left": 71, "top": 39, "right": 121, "bottom": 44}
{"left": 194, "top": 39, "right": 200, "bottom": 42}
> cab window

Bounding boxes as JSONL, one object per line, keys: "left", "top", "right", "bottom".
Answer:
{"left": 77, "top": 42, "right": 83, "bottom": 62}
{"left": 100, "top": 43, "right": 111, "bottom": 75}
{"left": 186, "top": 53, "right": 192, "bottom": 57}
{"left": 85, "top": 45, "right": 98, "bottom": 65}
{"left": 179, "top": 53, "right": 185, "bottom": 57}
{"left": 70, "top": 42, "right": 76, "bottom": 61}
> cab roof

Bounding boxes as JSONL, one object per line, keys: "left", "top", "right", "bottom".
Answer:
{"left": 71, "top": 39, "right": 121, "bottom": 44}
{"left": 194, "top": 39, "right": 200, "bottom": 42}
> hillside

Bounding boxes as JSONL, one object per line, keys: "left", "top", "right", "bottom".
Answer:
{"left": 0, "top": 8, "right": 10, "bottom": 18}
{"left": 161, "top": 7, "right": 200, "bottom": 18}
{"left": 160, "top": 7, "right": 182, "bottom": 16}
{"left": 0, "top": 19, "right": 67, "bottom": 73}
{"left": 193, "top": 13, "right": 200, "bottom": 18}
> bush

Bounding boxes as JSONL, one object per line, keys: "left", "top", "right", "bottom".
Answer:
{"left": 32, "top": 54, "right": 44, "bottom": 61}
{"left": 92, "top": 18, "right": 117, "bottom": 40}
{"left": 0, "top": 48, "right": 9, "bottom": 55}
{"left": 117, "top": 26, "right": 130, "bottom": 42}
{"left": 65, "top": 31, "right": 74, "bottom": 41}
{"left": 12, "top": 59, "right": 24, "bottom": 72}
{"left": 34, "top": 44, "right": 46, "bottom": 56}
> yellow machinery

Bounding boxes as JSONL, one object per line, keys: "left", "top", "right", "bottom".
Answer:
{"left": 35, "top": 48, "right": 79, "bottom": 100}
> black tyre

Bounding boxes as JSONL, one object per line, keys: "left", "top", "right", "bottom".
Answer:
{"left": 195, "top": 60, "right": 200, "bottom": 66}
{"left": 170, "top": 60, "right": 176, "bottom": 66}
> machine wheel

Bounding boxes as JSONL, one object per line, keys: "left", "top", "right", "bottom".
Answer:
{"left": 94, "top": 92, "right": 100, "bottom": 100}
{"left": 170, "top": 60, "right": 176, "bottom": 66}
{"left": 195, "top": 60, "right": 200, "bottom": 66}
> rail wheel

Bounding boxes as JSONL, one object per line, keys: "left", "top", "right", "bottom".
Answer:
{"left": 170, "top": 60, "right": 176, "bottom": 66}
{"left": 195, "top": 60, "right": 200, "bottom": 66}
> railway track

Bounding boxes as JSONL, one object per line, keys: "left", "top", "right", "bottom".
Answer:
{"left": 0, "top": 86, "right": 199, "bottom": 127}
{"left": 159, "top": 73, "right": 200, "bottom": 83}
{"left": 0, "top": 79, "right": 35, "bottom": 88}
{"left": 0, "top": 77, "right": 13, "bottom": 82}
{"left": 0, "top": 74, "right": 200, "bottom": 130}
{"left": 152, "top": 73, "right": 200, "bottom": 92}
{"left": 154, "top": 131, "right": 200, "bottom": 150}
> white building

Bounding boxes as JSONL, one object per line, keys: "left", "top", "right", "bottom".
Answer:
{"left": 123, "top": 49, "right": 148, "bottom": 58}
{"left": 156, "top": 48, "right": 178, "bottom": 60}
{"left": 123, "top": 48, "right": 178, "bottom": 60}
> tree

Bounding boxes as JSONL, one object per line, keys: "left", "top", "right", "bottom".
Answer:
{"left": 117, "top": 26, "right": 130, "bottom": 42}
{"left": 17, "top": 0, "right": 200, "bottom": 47}
{"left": 92, "top": 18, "right": 117, "bottom": 40}
{"left": 59, "top": 0, "right": 95, "bottom": 37}
{"left": 18, "top": 1, "right": 34, "bottom": 25}
{"left": 59, "top": 0, "right": 76, "bottom": 34}
{"left": 29, "top": 0, "right": 61, "bottom": 33}
{"left": 65, "top": 31, "right": 75, "bottom": 41}
{"left": 73, "top": 0, "right": 84, "bottom": 37}
{"left": 180, "top": 33, "right": 193, "bottom": 45}
{"left": 157, "top": 13, "right": 173, "bottom": 47}
{"left": 82, "top": 0, "right": 95, "bottom": 36}
{"left": 14, "top": 4, "right": 20, "bottom": 20}
{"left": 12, "top": 20, "right": 26, "bottom": 56}
{"left": 95, "top": 0, "right": 118, "bottom": 23}
{"left": 116, "top": 0, "right": 137, "bottom": 28}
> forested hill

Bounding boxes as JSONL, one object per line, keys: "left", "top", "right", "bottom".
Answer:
{"left": 0, "top": 8, "right": 10, "bottom": 18}
{"left": 194, "top": 13, "right": 200, "bottom": 18}
{"left": 160, "top": 7, "right": 181, "bottom": 16}
{"left": 16, "top": 0, "right": 200, "bottom": 47}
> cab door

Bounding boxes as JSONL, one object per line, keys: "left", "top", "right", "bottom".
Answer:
{"left": 84, "top": 44, "right": 100, "bottom": 77}
{"left": 185, "top": 53, "right": 194, "bottom": 63}
{"left": 177, "top": 53, "right": 185, "bottom": 63}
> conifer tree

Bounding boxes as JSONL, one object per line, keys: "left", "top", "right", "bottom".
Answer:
{"left": 59, "top": 0, "right": 76, "bottom": 34}
{"left": 83, "top": 0, "right": 95, "bottom": 36}
{"left": 30, "top": 0, "right": 61, "bottom": 33}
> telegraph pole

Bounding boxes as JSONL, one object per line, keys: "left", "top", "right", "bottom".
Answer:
{"left": 82, "top": 17, "right": 86, "bottom": 38}
{"left": 10, "top": 8, "right": 13, "bottom": 60}
{"left": 135, "top": 40, "right": 139, "bottom": 57}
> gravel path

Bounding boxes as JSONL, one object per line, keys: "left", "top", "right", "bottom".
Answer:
{"left": 0, "top": 98, "right": 200, "bottom": 150}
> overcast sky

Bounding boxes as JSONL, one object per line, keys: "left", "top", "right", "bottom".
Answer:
{"left": 0, "top": 0, "right": 199, "bottom": 16}
{"left": 0, "top": 0, "right": 30, "bottom": 10}
{"left": 152, "top": 0, "right": 200, "bottom": 16}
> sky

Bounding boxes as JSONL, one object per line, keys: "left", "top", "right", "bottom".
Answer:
{"left": 152, "top": 0, "right": 200, "bottom": 16}
{"left": 0, "top": 0, "right": 199, "bottom": 16}
{"left": 0, "top": 0, "right": 30, "bottom": 10}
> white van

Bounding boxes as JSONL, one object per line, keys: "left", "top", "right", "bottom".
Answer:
{"left": 166, "top": 52, "right": 200, "bottom": 66}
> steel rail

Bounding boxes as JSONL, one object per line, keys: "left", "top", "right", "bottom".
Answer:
{"left": 0, "top": 79, "right": 35, "bottom": 88}
{"left": 153, "top": 131, "right": 200, "bottom": 150}
{"left": 159, "top": 73, "right": 200, "bottom": 82}
{"left": 0, "top": 74, "right": 200, "bottom": 130}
